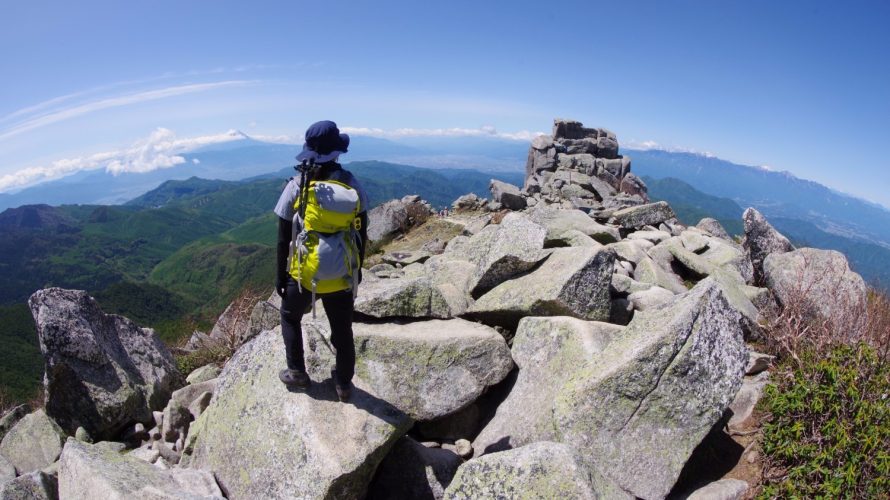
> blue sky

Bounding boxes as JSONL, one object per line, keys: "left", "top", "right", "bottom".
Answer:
{"left": 1, "top": 1, "right": 889, "bottom": 206}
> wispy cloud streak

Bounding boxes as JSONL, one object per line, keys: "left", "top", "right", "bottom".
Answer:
{"left": 0, "top": 80, "right": 254, "bottom": 142}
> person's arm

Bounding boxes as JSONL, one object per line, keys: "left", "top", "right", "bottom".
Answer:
{"left": 358, "top": 211, "right": 369, "bottom": 265}
{"left": 276, "top": 217, "right": 292, "bottom": 297}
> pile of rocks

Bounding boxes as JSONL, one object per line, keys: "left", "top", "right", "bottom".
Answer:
{"left": 516, "top": 118, "right": 649, "bottom": 213}
{"left": 1, "top": 118, "right": 871, "bottom": 500}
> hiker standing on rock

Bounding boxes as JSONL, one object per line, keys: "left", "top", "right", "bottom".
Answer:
{"left": 273, "top": 120, "right": 369, "bottom": 401}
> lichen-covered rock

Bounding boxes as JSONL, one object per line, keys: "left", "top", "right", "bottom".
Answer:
{"left": 527, "top": 206, "right": 619, "bottom": 244}
{"left": 244, "top": 295, "right": 280, "bottom": 343}
{"left": 382, "top": 250, "right": 432, "bottom": 266}
{"left": 58, "top": 439, "right": 223, "bottom": 499}
{"left": 763, "top": 247, "right": 868, "bottom": 324}
{"left": 628, "top": 286, "right": 675, "bottom": 311}
{"left": 189, "top": 327, "right": 411, "bottom": 499}
{"left": 475, "top": 280, "right": 747, "bottom": 499}
{"left": 742, "top": 208, "right": 794, "bottom": 284}
{"left": 369, "top": 196, "right": 433, "bottom": 242}
{"left": 355, "top": 276, "right": 454, "bottom": 319}
{"left": 185, "top": 365, "right": 220, "bottom": 385}
{"left": 489, "top": 179, "right": 527, "bottom": 210}
{"left": 633, "top": 256, "right": 687, "bottom": 294}
{"left": 468, "top": 247, "right": 615, "bottom": 328}
{"left": 368, "top": 437, "right": 462, "bottom": 500}
{"left": 444, "top": 442, "right": 630, "bottom": 500}
{"left": 697, "top": 217, "right": 732, "bottom": 240}
{"left": 611, "top": 201, "right": 676, "bottom": 229}
{"left": 729, "top": 371, "right": 770, "bottom": 427}
{"left": 353, "top": 319, "right": 513, "bottom": 421}
{"left": 0, "top": 409, "right": 66, "bottom": 475}
{"left": 686, "top": 478, "right": 749, "bottom": 500}
{"left": 462, "top": 214, "right": 548, "bottom": 296}
{"left": 27, "top": 288, "right": 180, "bottom": 440}
{"left": 0, "top": 454, "right": 14, "bottom": 484}
{"left": 0, "top": 470, "right": 58, "bottom": 500}
{"left": 473, "top": 317, "right": 623, "bottom": 455}
{"left": 0, "top": 405, "right": 29, "bottom": 444}
{"left": 619, "top": 172, "right": 648, "bottom": 201}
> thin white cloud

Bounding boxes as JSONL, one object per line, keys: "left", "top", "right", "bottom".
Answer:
{"left": 341, "top": 125, "right": 543, "bottom": 141}
{"left": 624, "top": 139, "right": 715, "bottom": 158}
{"left": 0, "top": 81, "right": 254, "bottom": 142}
{"left": 0, "top": 128, "right": 247, "bottom": 192}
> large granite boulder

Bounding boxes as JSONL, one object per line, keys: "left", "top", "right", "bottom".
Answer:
{"left": 742, "top": 208, "right": 793, "bottom": 284}
{"left": 59, "top": 439, "right": 223, "bottom": 499}
{"left": 467, "top": 247, "right": 615, "bottom": 328}
{"left": 353, "top": 319, "right": 513, "bottom": 421}
{"left": 474, "top": 280, "right": 748, "bottom": 499}
{"left": 697, "top": 217, "right": 732, "bottom": 240}
{"left": 462, "top": 214, "right": 548, "bottom": 296}
{"left": 188, "top": 327, "right": 412, "bottom": 499}
{"left": 0, "top": 409, "right": 66, "bottom": 475}
{"left": 0, "top": 405, "right": 29, "bottom": 444}
{"left": 611, "top": 201, "right": 676, "bottom": 229}
{"left": 527, "top": 206, "right": 619, "bottom": 244}
{"left": 474, "top": 317, "right": 623, "bottom": 455}
{"left": 0, "top": 470, "right": 58, "bottom": 500}
{"left": 355, "top": 276, "right": 454, "bottom": 319}
{"left": 763, "top": 248, "right": 868, "bottom": 324}
{"left": 368, "top": 196, "right": 433, "bottom": 242}
{"left": 489, "top": 179, "right": 526, "bottom": 210}
{"left": 444, "top": 442, "right": 630, "bottom": 500}
{"left": 368, "top": 437, "right": 462, "bottom": 500}
{"left": 28, "top": 288, "right": 180, "bottom": 440}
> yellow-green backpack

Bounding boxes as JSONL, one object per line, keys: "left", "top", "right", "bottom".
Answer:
{"left": 288, "top": 178, "right": 362, "bottom": 301}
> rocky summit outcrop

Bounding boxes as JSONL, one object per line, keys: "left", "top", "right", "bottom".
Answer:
{"left": 27, "top": 288, "right": 180, "bottom": 440}
{"left": 188, "top": 326, "right": 412, "bottom": 499}
{"left": 521, "top": 119, "right": 648, "bottom": 212}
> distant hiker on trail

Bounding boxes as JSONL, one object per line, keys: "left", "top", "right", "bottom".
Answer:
{"left": 273, "top": 120, "right": 369, "bottom": 402}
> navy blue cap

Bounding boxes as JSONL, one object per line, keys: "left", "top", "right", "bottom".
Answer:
{"left": 296, "top": 120, "right": 350, "bottom": 163}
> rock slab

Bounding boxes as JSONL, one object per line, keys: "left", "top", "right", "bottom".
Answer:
{"left": 189, "top": 327, "right": 412, "bottom": 499}
{"left": 444, "top": 442, "right": 630, "bottom": 500}
{"left": 58, "top": 439, "right": 223, "bottom": 499}
{"left": 354, "top": 319, "right": 514, "bottom": 421}
{"left": 0, "top": 409, "right": 66, "bottom": 475}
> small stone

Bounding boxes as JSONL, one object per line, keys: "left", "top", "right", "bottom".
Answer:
{"left": 454, "top": 439, "right": 473, "bottom": 459}
{"left": 75, "top": 426, "right": 92, "bottom": 443}
{"left": 746, "top": 351, "right": 775, "bottom": 376}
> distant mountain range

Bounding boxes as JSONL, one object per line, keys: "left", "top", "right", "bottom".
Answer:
{"left": 0, "top": 134, "right": 527, "bottom": 210}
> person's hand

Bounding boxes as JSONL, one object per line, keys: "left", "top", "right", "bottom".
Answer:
{"left": 276, "top": 275, "right": 287, "bottom": 298}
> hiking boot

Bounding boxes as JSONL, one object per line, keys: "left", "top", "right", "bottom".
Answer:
{"left": 331, "top": 368, "right": 353, "bottom": 402}
{"left": 279, "top": 369, "right": 310, "bottom": 389}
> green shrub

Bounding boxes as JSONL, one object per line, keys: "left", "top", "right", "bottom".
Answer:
{"left": 759, "top": 343, "right": 889, "bottom": 498}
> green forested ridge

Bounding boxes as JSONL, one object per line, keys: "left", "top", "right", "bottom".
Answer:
{"left": 0, "top": 303, "right": 43, "bottom": 402}
{"left": 643, "top": 176, "right": 745, "bottom": 236}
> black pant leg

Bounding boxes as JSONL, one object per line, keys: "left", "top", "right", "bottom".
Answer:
{"left": 280, "top": 278, "right": 313, "bottom": 371}
{"left": 321, "top": 290, "right": 356, "bottom": 385}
